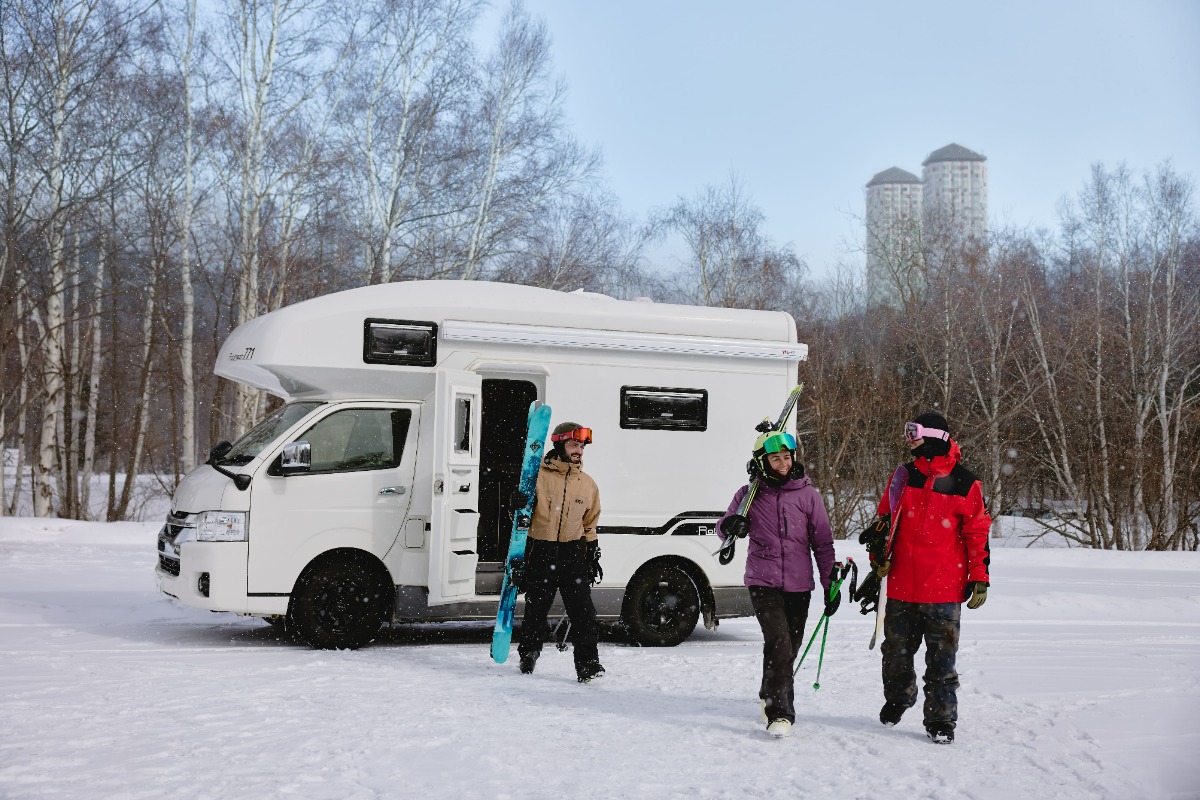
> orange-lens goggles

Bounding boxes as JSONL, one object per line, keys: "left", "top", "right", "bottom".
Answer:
{"left": 551, "top": 427, "right": 593, "bottom": 444}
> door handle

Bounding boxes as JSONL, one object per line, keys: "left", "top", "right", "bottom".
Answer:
{"left": 379, "top": 486, "right": 407, "bottom": 496}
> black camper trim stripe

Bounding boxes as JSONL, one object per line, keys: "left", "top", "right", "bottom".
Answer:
{"left": 598, "top": 511, "right": 724, "bottom": 536}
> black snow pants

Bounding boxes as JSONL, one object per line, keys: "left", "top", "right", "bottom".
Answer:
{"left": 881, "top": 598, "right": 961, "bottom": 730}
{"left": 517, "top": 537, "right": 600, "bottom": 669}
{"left": 748, "top": 585, "right": 812, "bottom": 725}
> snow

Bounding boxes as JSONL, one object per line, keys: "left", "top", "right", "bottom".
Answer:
{"left": 1, "top": 517, "right": 1198, "bottom": 800}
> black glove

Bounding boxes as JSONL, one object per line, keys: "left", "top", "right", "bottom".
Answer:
{"left": 854, "top": 569, "right": 881, "bottom": 614}
{"left": 508, "top": 557, "right": 526, "bottom": 592}
{"left": 509, "top": 489, "right": 530, "bottom": 509}
{"left": 965, "top": 581, "right": 988, "bottom": 609}
{"left": 858, "top": 515, "right": 889, "bottom": 561}
{"left": 720, "top": 514, "right": 750, "bottom": 539}
{"left": 587, "top": 540, "right": 603, "bottom": 585}
{"left": 823, "top": 585, "right": 841, "bottom": 617}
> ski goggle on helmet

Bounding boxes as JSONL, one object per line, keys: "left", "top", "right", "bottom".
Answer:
{"left": 754, "top": 430, "right": 796, "bottom": 456}
{"left": 903, "top": 421, "right": 949, "bottom": 444}
{"left": 551, "top": 427, "right": 592, "bottom": 445}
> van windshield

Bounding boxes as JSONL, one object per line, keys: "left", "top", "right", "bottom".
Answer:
{"left": 223, "top": 402, "right": 324, "bottom": 465}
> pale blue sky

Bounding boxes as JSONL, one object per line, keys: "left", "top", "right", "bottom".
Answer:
{"left": 485, "top": 0, "right": 1200, "bottom": 280}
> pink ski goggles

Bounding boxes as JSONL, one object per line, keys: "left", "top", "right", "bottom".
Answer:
{"left": 904, "top": 421, "right": 949, "bottom": 444}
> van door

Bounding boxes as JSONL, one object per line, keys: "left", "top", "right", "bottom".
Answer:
{"left": 246, "top": 403, "right": 418, "bottom": 595}
{"left": 428, "top": 370, "right": 482, "bottom": 605}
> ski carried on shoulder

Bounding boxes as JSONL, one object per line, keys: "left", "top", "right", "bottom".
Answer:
{"left": 718, "top": 383, "right": 804, "bottom": 565}
{"left": 491, "top": 401, "right": 552, "bottom": 663}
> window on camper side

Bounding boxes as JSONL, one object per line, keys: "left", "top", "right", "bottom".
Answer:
{"left": 620, "top": 387, "right": 708, "bottom": 432}
{"left": 453, "top": 395, "right": 472, "bottom": 455}
{"left": 292, "top": 408, "right": 412, "bottom": 473}
{"left": 363, "top": 319, "right": 437, "bottom": 367}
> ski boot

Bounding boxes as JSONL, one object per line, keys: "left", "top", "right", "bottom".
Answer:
{"left": 926, "top": 723, "right": 955, "bottom": 744}
{"left": 879, "top": 701, "right": 907, "bottom": 727}
{"left": 766, "top": 719, "right": 792, "bottom": 738}
{"left": 576, "top": 660, "right": 605, "bottom": 683}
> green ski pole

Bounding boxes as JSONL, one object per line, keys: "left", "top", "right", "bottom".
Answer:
{"left": 792, "top": 559, "right": 857, "bottom": 687}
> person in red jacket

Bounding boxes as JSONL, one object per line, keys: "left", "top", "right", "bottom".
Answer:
{"left": 868, "top": 411, "right": 991, "bottom": 744}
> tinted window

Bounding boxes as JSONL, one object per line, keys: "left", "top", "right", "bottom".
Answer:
{"left": 295, "top": 408, "right": 412, "bottom": 473}
{"left": 363, "top": 319, "right": 437, "bottom": 366}
{"left": 225, "top": 402, "right": 324, "bottom": 464}
{"left": 620, "top": 387, "right": 708, "bottom": 431}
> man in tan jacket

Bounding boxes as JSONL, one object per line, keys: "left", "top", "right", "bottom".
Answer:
{"left": 517, "top": 421, "right": 604, "bottom": 682}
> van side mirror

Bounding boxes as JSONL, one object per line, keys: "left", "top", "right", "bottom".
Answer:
{"left": 209, "top": 440, "right": 233, "bottom": 463}
{"left": 280, "top": 441, "right": 311, "bottom": 473}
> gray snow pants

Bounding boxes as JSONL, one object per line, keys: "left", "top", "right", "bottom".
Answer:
{"left": 881, "top": 598, "right": 961, "bottom": 730}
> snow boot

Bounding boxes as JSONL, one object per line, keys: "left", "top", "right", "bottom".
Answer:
{"left": 576, "top": 660, "right": 605, "bottom": 683}
{"left": 766, "top": 719, "right": 792, "bottom": 738}
{"left": 879, "top": 701, "right": 907, "bottom": 727}
{"left": 759, "top": 698, "right": 768, "bottom": 723}
{"left": 519, "top": 653, "right": 538, "bottom": 674}
{"left": 926, "top": 723, "right": 954, "bottom": 744}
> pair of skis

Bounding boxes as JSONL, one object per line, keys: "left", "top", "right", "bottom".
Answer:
{"left": 490, "top": 401, "right": 552, "bottom": 663}
{"left": 717, "top": 383, "right": 805, "bottom": 566}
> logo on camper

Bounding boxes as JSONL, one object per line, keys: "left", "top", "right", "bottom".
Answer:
{"left": 228, "top": 347, "right": 256, "bottom": 361}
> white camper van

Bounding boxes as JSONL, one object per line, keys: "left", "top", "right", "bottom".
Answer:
{"left": 156, "top": 281, "right": 806, "bottom": 649}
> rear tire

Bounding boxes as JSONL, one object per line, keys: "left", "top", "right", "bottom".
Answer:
{"left": 287, "top": 555, "right": 388, "bottom": 650}
{"left": 621, "top": 563, "right": 700, "bottom": 647}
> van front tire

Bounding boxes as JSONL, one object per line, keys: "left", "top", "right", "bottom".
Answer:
{"left": 287, "top": 555, "right": 388, "bottom": 650}
{"left": 621, "top": 563, "right": 700, "bottom": 647}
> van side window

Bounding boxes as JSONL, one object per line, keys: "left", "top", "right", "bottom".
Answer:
{"left": 453, "top": 395, "right": 472, "bottom": 454}
{"left": 620, "top": 387, "right": 708, "bottom": 431}
{"left": 297, "top": 408, "right": 412, "bottom": 473}
{"left": 363, "top": 319, "right": 437, "bottom": 367}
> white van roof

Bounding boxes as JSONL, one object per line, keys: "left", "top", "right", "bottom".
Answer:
{"left": 216, "top": 281, "right": 801, "bottom": 399}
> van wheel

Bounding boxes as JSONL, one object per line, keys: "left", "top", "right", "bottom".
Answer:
{"left": 287, "top": 556, "right": 387, "bottom": 650}
{"left": 622, "top": 564, "right": 700, "bottom": 647}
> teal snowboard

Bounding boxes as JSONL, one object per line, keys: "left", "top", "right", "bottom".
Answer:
{"left": 491, "top": 401, "right": 552, "bottom": 663}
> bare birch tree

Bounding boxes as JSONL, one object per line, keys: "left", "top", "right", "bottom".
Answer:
{"left": 211, "top": 0, "right": 347, "bottom": 434}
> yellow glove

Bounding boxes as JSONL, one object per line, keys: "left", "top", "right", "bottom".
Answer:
{"left": 874, "top": 559, "right": 891, "bottom": 578}
{"left": 965, "top": 581, "right": 988, "bottom": 609}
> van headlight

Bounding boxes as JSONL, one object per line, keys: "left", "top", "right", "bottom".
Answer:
{"left": 196, "top": 511, "right": 248, "bottom": 542}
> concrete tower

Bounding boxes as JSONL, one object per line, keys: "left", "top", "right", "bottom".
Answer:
{"left": 921, "top": 143, "right": 988, "bottom": 241}
{"left": 865, "top": 167, "right": 923, "bottom": 308}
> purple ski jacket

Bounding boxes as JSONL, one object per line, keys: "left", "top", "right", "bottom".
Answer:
{"left": 718, "top": 474, "right": 837, "bottom": 595}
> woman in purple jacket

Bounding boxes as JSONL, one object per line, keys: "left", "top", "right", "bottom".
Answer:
{"left": 718, "top": 429, "right": 837, "bottom": 738}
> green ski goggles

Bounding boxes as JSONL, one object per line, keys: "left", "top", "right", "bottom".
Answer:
{"left": 759, "top": 431, "right": 796, "bottom": 454}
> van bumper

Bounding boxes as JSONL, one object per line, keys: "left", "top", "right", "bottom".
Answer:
{"left": 156, "top": 541, "right": 288, "bottom": 616}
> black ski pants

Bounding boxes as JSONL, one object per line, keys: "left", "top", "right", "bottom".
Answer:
{"left": 881, "top": 598, "right": 961, "bottom": 730}
{"left": 518, "top": 537, "right": 599, "bottom": 668}
{"left": 748, "top": 585, "right": 812, "bottom": 725}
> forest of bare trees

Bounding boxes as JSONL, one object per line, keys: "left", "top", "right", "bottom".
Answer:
{"left": 2, "top": 0, "right": 1197, "bottom": 549}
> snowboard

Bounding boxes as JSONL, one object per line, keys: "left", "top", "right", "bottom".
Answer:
{"left": 491, "top": 401, "right": 552, "bottom": 663}
{"left": 869, "top": 466, "right": 908, "bottom": 650}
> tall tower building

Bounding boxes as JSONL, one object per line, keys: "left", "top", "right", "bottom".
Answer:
{"left": 921, "top": 143, "right": 988, "bottom": 241}
{"left": 865, "top": 167, "right": 923, "bottom": 308}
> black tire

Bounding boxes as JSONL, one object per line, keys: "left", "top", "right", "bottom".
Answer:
{"left": 287, "top": 556, "right": 388, "bottom": 650}
{"left": 622, "top": 563, "right": 700, "bottom": 647}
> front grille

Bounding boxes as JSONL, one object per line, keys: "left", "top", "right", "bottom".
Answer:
{"left": 157, "top": 511, "right": 196, "bottom": 578}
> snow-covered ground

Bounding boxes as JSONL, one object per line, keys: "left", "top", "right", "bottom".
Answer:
{"left": 1, "top": 517, "right": 1198, "bottom": 800}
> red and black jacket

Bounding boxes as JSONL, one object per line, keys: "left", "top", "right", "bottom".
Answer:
{"left": 876, "top": 440, "right": 991, "bottom": 604}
